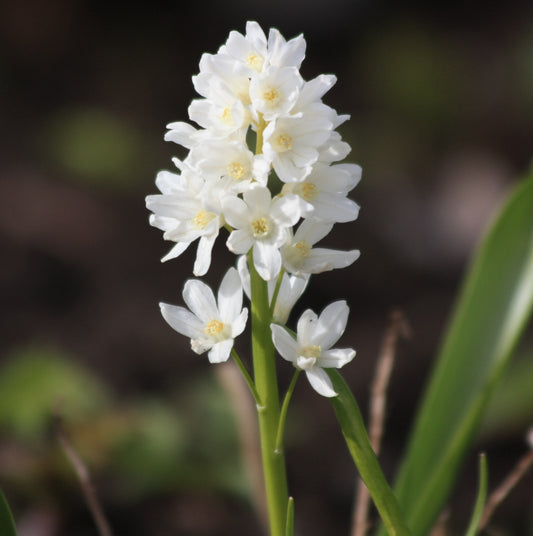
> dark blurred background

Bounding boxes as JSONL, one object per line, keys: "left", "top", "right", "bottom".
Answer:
{"left": 1, "top": 1, "right": 533, "bottom": 535}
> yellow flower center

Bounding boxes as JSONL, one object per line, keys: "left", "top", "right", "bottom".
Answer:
{"left": 297, "top": 182, "right": 318, "bottom": 201}
{"left": 302, "top": 345, "right": 321, "bottom": 359}
{"left": 246, "top": 52, "right": 264, "bottom": 72}
{"left": 251, "top": 217, "right": 270, "bottom": 238}
{"left": 275, "top": 133, "right": 292, "bottom": 152}
{"left": 294, "top": 240, "right": 311, "bottom": 258}
{"left": 193, "top": 210, "right": 216, "bottom": 229}
{"left": 205, "top": 319, "right": 224, "bottom": 336}
{"left": 263, "top": 87, "right": 281, "bottom": 106}
{"left": 220, "top": 107, "right": 234, "bottom": 126}
{"left": 227, "top": 162, "right": 246, "bottom": 180}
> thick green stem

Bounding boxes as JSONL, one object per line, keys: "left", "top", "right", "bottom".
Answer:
{"left": 249, "top": 252, "right": 289, "bottom": 536}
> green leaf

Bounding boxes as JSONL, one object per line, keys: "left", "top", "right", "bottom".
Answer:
{"left": 464, "top": 454, "right": 488, "bottom": 536}
{"left": 285, "top": 497, "right": 295, "bottom": 536}
{"left": 327, "top": 370, "right": 411, "bottom": 536}
{"left": 385, "top": 175, "right": 533, "bottom": 536}
{"left": 0, "top": 489, "right": 17, "bottom": 536}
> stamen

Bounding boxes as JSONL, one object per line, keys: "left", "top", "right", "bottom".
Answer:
{"left": 251, "top": 217, "right": 270, "bottom": 238}
{"left": 227, "top": 162, "right": 246, "bottom": 180}
{"left": 246, "top": 52, "right": 264, "bottom": 72}
{"left": 193, "top": 210, "right": 216, "bottom": 229}
{"left": 298, "top": 182, "right": 318, "bottom": 202}
{"left": 205, "top": 319, "right": 224, "bottom": 336}
{"left": 275, "top": 134, "right": 292, "bottom": 152}
{"left": 294, "top": 240, "right": 311, "bottom": 258}
{"left": 263, "top": 87, "right": 281, "bottom": 106}
{"left": 220, "top": 107, "right": 234, "bottom": 126}
{"left": 302, "top": 345, "right": 321, "bottom": 359}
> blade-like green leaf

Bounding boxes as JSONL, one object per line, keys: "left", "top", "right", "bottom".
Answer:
{"left": 285, "top": 497, "right": 295, "bottom": 536}
{"left": 0, "top": 489, "right": 17, "bottom": 536}
{"left": 382, "top": 175, "right": 533, "bottom": 536}
{"left": 327, "top": 370, "right": 411, "bottom": 536}
{"left": 464, "top": 453, "right": 488, "bottom": 536}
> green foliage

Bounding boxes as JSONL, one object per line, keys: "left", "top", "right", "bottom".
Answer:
{"left": 285, "top": 497, "right": 295, "bottom": 536}
{"left": 0, "top": 346, "right": 109, "bottom": 440}
{"left": 41, "top": 108, "right": 145, "bottom": 189}
{"left": 464, "top": 454, "right": 488, "bottom": 536}
{"left": 0, "top": 489, "right": 17, "bottom": 536}
{"left": 382, "top": 174, "right": 533, "bottom": 536}
{"left": 327, "top": 369, "right": 411, "bottom": 536}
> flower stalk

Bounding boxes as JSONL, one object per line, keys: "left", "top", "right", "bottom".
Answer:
{"left": 249, "top": 252, "right": 289, "bottom": 536}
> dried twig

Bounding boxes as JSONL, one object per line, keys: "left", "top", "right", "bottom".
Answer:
{"left": 54, "top": 411, "right": 113, "bottom": 536}
{"left": 478, "top": 428, "right": 533, "bottom": 532}
{"left": 352, "top": 310, "right": 411, "bottom": 536}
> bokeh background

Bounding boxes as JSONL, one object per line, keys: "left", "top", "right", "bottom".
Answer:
{"left": 1, "top": 1, "right": 533, "bottom": 535}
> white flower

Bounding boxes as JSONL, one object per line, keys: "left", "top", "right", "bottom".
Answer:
{"left": 145, "top": 170, "right": 227, "bottom": 275}
{"left": 223, "top": 186, "right": 303, "bottom": 281}
{"left": 281, "top": 163, "right": 361, "bottom": 222}
{"left": 262, "top": 114, "right": 333, "bottom": 182}
{"left": 160, "top": 267, "right": 248, "bottom": 363}
{"left": 249, "top": 66, "right": 303, "bottom": 120}
{"left": 188, "top": 77, "right": 250, "bottom": 136}
{"left": 236, "top": 256, "right": 309, "bottom": 323}
{"left": 219, "top": 21, "right": 269, "bottom": 75}
{"left": 282, "top": 219, "right": 360, "bottom": 275}
{"left": 188, "top": 139, "right": 269, "bottom": 192}
{"left": 271, "top": 301, "right": 355, "bottom": 397}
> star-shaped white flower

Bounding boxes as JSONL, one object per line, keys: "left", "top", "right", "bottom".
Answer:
{"left": 282, "top": 219, "right": 360, "bottom": 276}
{"left": 223, "top": 186, "right": 303, "bottom": 281}
{"left": 160, "top": 267, "right": 248, "bottom": 364}
{"left": 271, "top": 301, "right": 355, "bottom": 397}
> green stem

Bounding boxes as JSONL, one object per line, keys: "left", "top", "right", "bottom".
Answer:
{"left": 269, "top": 269, "right": 285, "bottom": 318}
{"left": 249, "top": 252, "right": 289, "bottom": 536}
{"left": 275, "top": 370, "right": 300, "bottom": 454}
{"left": 231, "top": 348, "right": 262, "bottom": 407}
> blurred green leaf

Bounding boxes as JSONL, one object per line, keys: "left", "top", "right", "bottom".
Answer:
{"left": 481, "top": 347, "right": 533, "bottom": 439}
{"left": 383, "top": 174, "right": 533, "bottom": 536}
{"left": 109, "top": 400, "right": 185, "bottom": 497}
{"left": 0, "top": 346, "right": 109, "bottom": 440}
{"left": 327, "top": 370, "right": 411, "bottom": 536}
{"left": 464, "top": 454, "right": 488, "bottom": 536}
{"left": 0, "top": 489, "right": 17, "bottom": 536}
{"left": 42, "top": 108, "right": 144, "bottom": 189}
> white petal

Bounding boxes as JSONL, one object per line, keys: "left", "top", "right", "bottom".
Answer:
{"left": 253, "top": 241, "right": 281, "bottom": 281}
{"left": 237, "top": 255, "right": 251, "bottom": 299}
{"left": 312, "top": 301, "right": 349, "bottom": 349}
{"left": 305, "top": 368, "right": 337, "bottom": 397}
{"left": 193, "top": 232, "right": 218, "bottom": 276}
{"left": 217, "top": 267, "right": 243, "bottom": 322}
{"left": 208, "top": 339, "right": 233, "bottom": 363}
{"left": 231, "top": 308, "right": 249, "bottom": 338}
{"left": 161, "top": 241, "right": 190, "bottom": 262}
{"left": 159, "top": 303, "right": 203, "bottom": 339}
{"left": 271, "top": 324, "right": 298, "bottom": 363}
{"left": 301, "top": 248, "right": 360, "bottom": 274}
{"left": 296, "top": 309, "right": 318, "bottom": 346}
{"left": 270, "top": 194, "right": 302, "bottom": 227}
{"left": 320, "top": 348, "right": 356, "bottom": 368}
{"left": 227, "top": 228, "right": 254, "bottom": 254}
{"left": 293, "top": 218, "right": 333, "bottom": 245}
{"left": 183, "top": 279, "right": 218, "bottom": 322}
{"left": 243, "top": 186, "right": 271, "bottom": 213}
{"left": 272, "top": 273, "right": 309, "bottom": 324}
{"left": 313, "top": 193, "right": 360, "bottom": 223}
{"left": 222, "top": 195, "right": 250, "bottom": 229}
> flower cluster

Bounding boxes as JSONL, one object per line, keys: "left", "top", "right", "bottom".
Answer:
{"left": 148, "top": 22, "right": 358, "bottom": 396}
{"left": 146, "top": 21, "right": 360, "bottom": 281}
